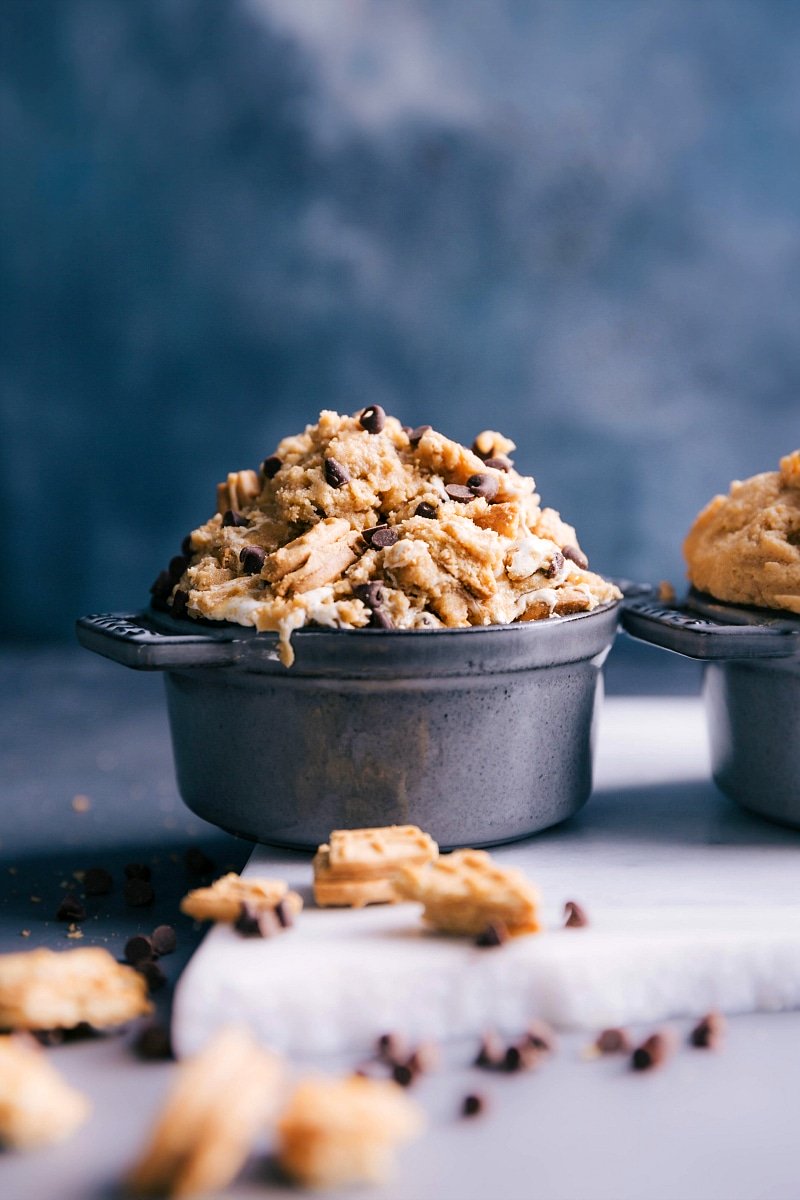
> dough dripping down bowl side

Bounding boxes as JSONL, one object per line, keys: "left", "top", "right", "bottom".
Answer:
{"left": 76, "top": 603, "right": 620, "bottom": 849}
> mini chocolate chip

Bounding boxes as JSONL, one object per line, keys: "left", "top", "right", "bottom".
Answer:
{"left": 690, "top": 1012, "right": 725, "bottom": 1050}
{"left": 467, "top": 473, "right": 499, "bottom": 501}
{"left": 124, "top": 878, "right": 155, "bottom": 908}
{"left": 391, "top": 1062, "right": 415, "bottom": 1087}
{"left": 83, "top": 867, "right": 113, "bottom": 896}
{"left": 274, "top": 899, "right": 294, "bottom": 929}
{"left": 596, "top": 1028, "right": 631, "bottom": 1055}
{"left": 171, "top": 589, "right": 189, "bottom": 619}
{"left": 632, "top": 1031, "right": 672, "bottom": 1072}
{"left": 124, "top": 934, "right": 154, "bottom": 965}
{"left": 181, "top": 534, "right": 194, "bottom": 556}
{"left": 502, "top": 1043, "right": 540, "bottom": 1073}
{"left": 239, "top": 544, "right": 265, "bottom": 574}
{"left": 234, "top": 901, "right": 280, "bottom": 938}
{"left": 414, "top": 502, "right": 437, "bottom": 519}
{"left": 151, "top": 925, "right": 177, "bottom": 956}
{"left": 362, "top": 525, "right": 399, "bottom": 550}
{"left": 483, "top": 455, "right": 513, "bottom": 472}
{"left": 136, "top": 960, "right": 166, "bottom": 993}
{"left": 56, "top": 895, "right": 86, "bottom": 923}
{"left": 474, "top": 1032, "right": 505, "bottom": 1069}
{"left": 475, "top": 921, "right": 509, "bottom": 948}
{"left": 324, "top": 458, "right": 350, "bottom": 489}
{"left": 262, "top": 455, "right": 282, "bottom": 479}
{"left": 407, "top": 1041, "right": 440, "bottom": 1076}
{"left": 407, "top": 425, "right": 431, "bottom": 447}
{"left": 359, "top": 405, "right": 386, "bottom": 434}
{"left": 525, "top": 1020, "right": 557, "bottom": 1053}
{"left": 368, "top": 607, "right": 394, "bottom": 629}
{"left": 124, "top": 863, "right": 152, "bottom": 882}
{"left": 377, "top": 1032, "right": 406, "bottom": 1064}
{"left": 133, "top": 1023, "right": 173, "bottom": 1061}
{"left": 445, "top": 484, "right": 475, "bottom": 503}
{"left": 222, "top": 509, "right": 249, "bottom": 528}
{"left": 544, "top": 551, "right": 565, "bottom": 580}
{"left": 185, "top": 847, "right": 216, "bottom": 876}
{"left": 462, "top": 1093, "right": 486, "bottom": 1117}
{"left": 562, "top": 544, "right": 589, "bottom": 570}
{"left": 354, "top": 582, "right": 387, "bottom": 609}
{"left": 564, "top": 900, "right": 589, "bottom": 928}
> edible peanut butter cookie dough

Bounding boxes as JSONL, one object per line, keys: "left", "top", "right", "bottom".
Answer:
{"left": 684, "top": 450, "right": 800, "bottom": 614}
{"left": 152, "top": 409, "right": 621, "bottom": 665}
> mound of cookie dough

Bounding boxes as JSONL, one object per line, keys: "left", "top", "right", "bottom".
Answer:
{"left": 684, "top": 450, "right": 800, "bottom": 614}
{"left": 152, "top": 409, "right": 620, "bottom": 664}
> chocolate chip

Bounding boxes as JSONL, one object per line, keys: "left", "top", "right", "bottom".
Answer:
{"left": 391, "top": 1062, "right": 415, "bottom": 1088}
{"left": 368, "top": 608, "right": 394, "bottom": 629}
{"left": 632, "top": 1031, "right": 672, "bottom": 1072}
{"left": 562, "top": 544, "right": 589, "bottom": 570}
{"left": 475, "top": 921, "right": 509, "bottom": 948}
{"left": 83, "top": 867, "right": 113, "bottom": 896}
{"left": 124, "top": 878, "right": 155, "bottom": 908}
{"left": 185, "top": 847, "right": 216, "bottom": 876}
{"left": 222, "top": 509, "right": 249, "bottom": 528}
{"left": 239, "top": 544, "right": 265, "bottom": 574}
{"left": 377, "top": 1032, "right": 406, "bottom": 1064}
{"left": 262, "top": 455, "right": 282, "bottom": 479}
{"left": 359, "top": 405, "right": 386, "bottom": 434}
{"left": 407, "top": 1041, "right": 440, "bottom": 1076}
{"left": 414, "top": 502, "right": 437, "bottom": 519}
{"left": 324, "top": 458, "right": 350, "bottom": 489}
{"left": 564, "top": 900, "right": 589, "bottom": 928}
{"left": 596, "top": 1027, "right": 631, "bottom": 1055}
{"left": 690, "top": 1012, "right": 725, "bottom": 1050}
{"left": 467, "top": 474, "right": 499, "bottom": 501}
{"left": 171, "top": 589, "right": 189, "bottom": 619}
{"left": 525, "top": 1020, "right": 557, "bottom": 1053}
{"left": 462, "top": 1093, "right": 486, "bottom": 1118}
{"left": 407, "top": 425, "right": 431, "bottom": 447}
{"left": 483, "top": 455, "right": 513, "bottom": 472}
{"left": 234, "top": 902, "right": 280, "bottom": 938}
{"left": 544, "top": 551, "right": 565, "bottom": 580}
{"left": 445, "top": 484, "right": 475, "bottom": 503}
{"left": 362, "top": 525, "right": 399, "bottom": 550}
{"left": 124, "top": 934, "right": 154, "bottom": 966}
{"left": 181, "top": 534, "right": 194, "bottom": 556}
{"left": 135, "top": 960, "right": 166, "bottom": 993}
{"left": 474, "top": 1032, "right": 505, "bottom": 1069}
{"left": 354, "top": 582, "right": 394, "bottom": 629}
{"left": 151, "top": 925, "right": 177, "bottom": 956}
{"left": 133, "top": 1023, "right": 173, "bottom": 1061}
{"left": 274, "top": 899, "right": 294, "bottom": 929}
{"left": 124, "top": 863, "right": 151, "bottom": 882}
{"left": 502, "top": 1043, "right": 539, "bottom": 1073}
{"left": 56, "top": 894, "right": 86, "bottom": 923}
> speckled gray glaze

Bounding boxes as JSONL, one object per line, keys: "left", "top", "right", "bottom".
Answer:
{"left": 77, "top": 604, "right": 619, "bottom": 849}
{"left": 622, "top": 592, "right": 800, "bottom": 829}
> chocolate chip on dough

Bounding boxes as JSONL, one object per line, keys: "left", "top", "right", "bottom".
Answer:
{"left": 406, "top": 425, "right": 431, "bottom": 447}
{"left": 324, "top": 458, "right": 350, "bottom": 489}
{"left": 467, "top": 474, "right": 499, "bottom": 501}
{"left": 445, "top": 484, "right": 475, "bottom": 503}
{"left": 359, "top": 405, "right": 386, "bottom": 434}
{"left": 414, "top": 502, "right": 437, "bottom": 519}
{"left": 362, "top": 525, "right": 399, "bottom": 550}
{"left": 483, "top": 455, "right": 513, "bottom": 472}
{"left": 262, "top": 455, "right": 282, "bottom": 479}
{"left": 239, "top": 545, "right": 266, "bottom": 574}
{"left": 562, "top": 544, "right": 589, "bottom": 570}
{"left": 222, "top": 509, "right": 249, "bottom": 528}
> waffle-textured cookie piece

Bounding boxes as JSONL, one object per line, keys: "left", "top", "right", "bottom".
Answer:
{"left": 0, "top": 948, "right": 151, "bottom": 1031}
{"left": 180, "top": 874, "right": 303, "bottom": 923}
{"left": 313, "top": 825, "right": 439, "bottom": 907}
{"left": 277, "top": 1075, "right": 423, "bottom": 1188}
{"left": 127, "top": 1027, "right": 283, "bottom": 1198}
{"left": 393, "top": 849, "right": 541, "bottom": 936}
{"left": 0, "top": 1034, "right": 91, "bottom": 1149}
{"left": 684, "top": 451, "right": 800, "bottom": 614}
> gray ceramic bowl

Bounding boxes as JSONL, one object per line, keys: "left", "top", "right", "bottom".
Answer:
{"left": 77, "top": 601, "right": 620, "bottom": 849}
{"left": 622, "top": 590, "right": 800, "bottom": 828}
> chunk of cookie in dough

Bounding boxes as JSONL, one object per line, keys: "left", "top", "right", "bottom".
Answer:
{"left": 684, "top": 451, "right": 800, "bottom": 614}
{"left": 157, "top": 409, "right": 621, "bottom": 664}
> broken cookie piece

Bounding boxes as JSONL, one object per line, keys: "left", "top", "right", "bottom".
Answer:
{"left": 0, "top": 1034, "right": 91, "bottom": 1150}
{"left": 276, "top": 1075, "right": 423, "bottom": 1188}
{"left": 0, "top": 948, "right": 151, "bottom": 1032}
{"left": 127, "top": 1027, "right": 283, "bottom": 1197}
{"left": 180, "top": 873, "right": 303, "bottom": 924}
{"left": 393, "top": 849, "right": 541, "bottom": 937}
{"left": 313, "top": 825, "right": 439, "bottom": 908}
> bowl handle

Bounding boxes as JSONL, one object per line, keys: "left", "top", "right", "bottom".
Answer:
{"left": 621, "top": 597, "right": 800, "bottom": 661}
{"left": 75, "top": 612, "right": 241, "bottom": 670}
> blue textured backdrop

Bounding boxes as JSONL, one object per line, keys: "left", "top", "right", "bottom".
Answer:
{"left": 2, "top": 0, "right": 798, "bottom": 639}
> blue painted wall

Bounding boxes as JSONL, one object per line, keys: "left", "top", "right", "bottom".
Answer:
{"left": 2, "top": 0, "right": 798, "bottom": 639}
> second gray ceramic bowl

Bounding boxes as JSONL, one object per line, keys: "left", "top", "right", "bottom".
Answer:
{"left": 77, "top": 602, "right": 619, "bottom": 849}
{"left": 622, "top": 591, "right": 800, "bottom": 828}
